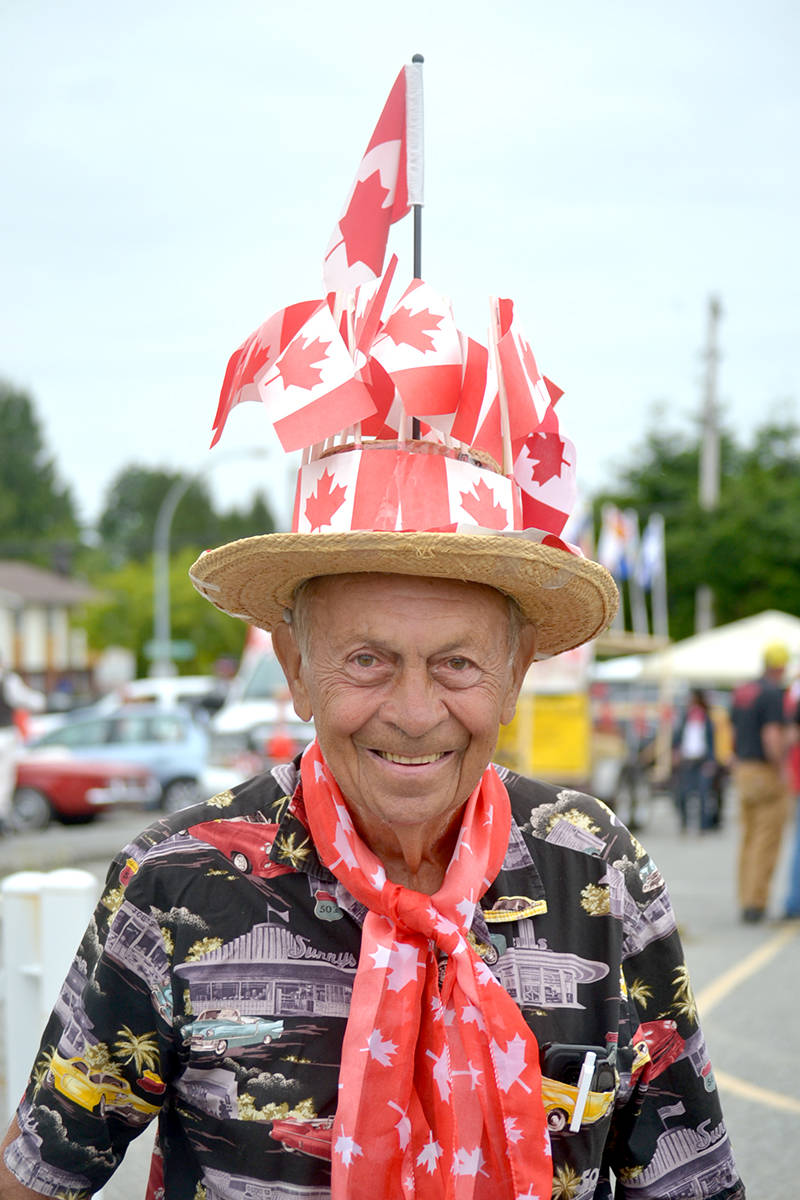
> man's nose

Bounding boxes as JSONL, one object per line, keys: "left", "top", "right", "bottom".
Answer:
{"left": 380, "top": 667, "right": 446, "bottom": 737}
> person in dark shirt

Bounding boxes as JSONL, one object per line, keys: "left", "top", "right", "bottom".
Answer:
{"left": 730, "top": 642, "right": 790, "bottom": 922}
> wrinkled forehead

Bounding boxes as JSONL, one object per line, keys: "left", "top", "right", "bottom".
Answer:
{"left": 290, "top": 572, "right": 526, "bottom": 652}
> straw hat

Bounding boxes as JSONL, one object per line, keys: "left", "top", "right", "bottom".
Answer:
{"left": 190, "top": 442, "right": 618, "bottom": 659}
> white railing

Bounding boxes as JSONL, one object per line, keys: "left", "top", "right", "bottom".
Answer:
{"left": 1, "top": 869, "right": 99, "bottom": 1122}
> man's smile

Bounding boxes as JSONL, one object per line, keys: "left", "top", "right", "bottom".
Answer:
{"left": 369, "top": 749, "right": 451, "bottom": 766}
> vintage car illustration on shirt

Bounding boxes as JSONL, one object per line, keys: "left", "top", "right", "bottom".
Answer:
{"left": 632, "top": 1019, "right": 686, "bottom": 1084}
{"left": 269, "top": 1116, "right": 335, "bottom": 1159}
{"left": 182, "top": 1008, "right": 285, "bottom": 1055}
{"left": 540, "top": 1074, "right": 616, "bottom": 1133}
{"left": 45, "top": 1052, "right": 162, "bottom": 1123}
{"left": 187, "top": 817, "right": 295, "bottom": 878}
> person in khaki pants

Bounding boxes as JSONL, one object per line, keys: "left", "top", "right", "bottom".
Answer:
{"left": 731, "top": 643, "right": 791, "bottom": 922}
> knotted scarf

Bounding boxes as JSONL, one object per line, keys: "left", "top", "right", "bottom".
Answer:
{"left": 300, "top": 740, "right": 552, "bottom": 1200}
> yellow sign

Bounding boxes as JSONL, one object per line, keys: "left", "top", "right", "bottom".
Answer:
{"left": 495, "top": 692, "right": 592, "bottom": 783}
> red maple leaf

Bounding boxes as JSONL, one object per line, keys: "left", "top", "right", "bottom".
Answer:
{"left": 239, "top": 330, "right": 273, "bottom": 381}
{"left": 459, "top": 479, "right": 509, "bottom": 529}
{"left": 383, "top": 305, "right": 442, "bottom": 353}
{"left": 338, "top": 172, "right": 391, "bottom": 273}
{"left": 305, "top": 470, "right": 348, "bottom": 531}
{"left": 275, "top": 336, "right": 329, "bottom": 392}
{"left": 525, "top": 434, "right": 568, "bottom": 486}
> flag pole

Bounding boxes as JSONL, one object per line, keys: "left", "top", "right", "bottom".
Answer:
{"left": 411, "top": 53, "right": 424, "bottom": 280}
{"left": 410, "top": 52, "right": 424, "bottom": 440}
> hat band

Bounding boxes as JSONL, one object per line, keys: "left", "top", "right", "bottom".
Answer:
{"left": 292, "top": 443, "right": 523, "bottom": 534}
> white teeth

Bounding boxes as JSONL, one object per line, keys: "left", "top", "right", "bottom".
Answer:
{"left": 378, "top": 751, "right": 445, "bottom": 765}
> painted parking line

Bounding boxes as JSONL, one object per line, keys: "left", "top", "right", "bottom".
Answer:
{"left": 695, "top": 922, "right": 800, "bottom": 1016}
{"left": 713, "top": 1069, "right": 800, "bottom": 1116}
{"left": 696, "top": 921, "right": 800, "bottom": 1113}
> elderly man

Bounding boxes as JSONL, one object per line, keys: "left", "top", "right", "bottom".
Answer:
{"left": 0, "top": 524, "right": 744, "bottom": 1198}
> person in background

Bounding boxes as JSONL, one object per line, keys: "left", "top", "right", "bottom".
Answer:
{"left": 730, "top": 642, "right": 790, "bottom": 923}
{"left": 672, "top": 688, "right": 718, "bottom": 832}
{"left": 0, "top": 657, "right": 45, "bottom": 832}
{"left": 781, "top": 670, "right": 800, "bottom": 920}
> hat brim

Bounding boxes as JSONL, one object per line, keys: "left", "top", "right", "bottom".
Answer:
{"left": 190, "top": 530, "right": 619, "bottom": 659}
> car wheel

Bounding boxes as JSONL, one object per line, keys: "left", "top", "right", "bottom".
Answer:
{"left": 11, "top": 787, "right": 53, "bottom": 832}
{"left": 161, "top": 778, "right": 201, "bottom": 813}
{"left": 231, "top": 851, "right": 251, "bottom": 873}
{"left": 214, "top": 1040, "right": 228, "bottom": 1055}
{"left": 97, "top": 1094, "right": 107, "bottom": 1118}
{"left": 547, "top": 1108, "right": 568, "bottom": 1133}
{"left": 262, "top": 1033, "right": 273, "bottom": 1044}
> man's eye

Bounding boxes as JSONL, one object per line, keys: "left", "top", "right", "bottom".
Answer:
{"left": 447, "top": 657, "right": 470, "bottom": 671}
{"left": 352, "top": 653, "right": 377, "bottom": 669}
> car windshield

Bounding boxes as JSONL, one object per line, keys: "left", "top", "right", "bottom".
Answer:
{"left": 240, "top": 655, "right": 290, "bottom": 701}
{"left": 37, "top": 720, "right": 111, "bottom": 748}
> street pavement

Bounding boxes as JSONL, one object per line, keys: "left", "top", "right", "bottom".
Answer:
{"left": 0, "top": 792, "right": 796, "bottom": 1198}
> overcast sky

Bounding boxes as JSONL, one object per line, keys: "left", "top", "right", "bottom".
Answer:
{"left": 2, "top": 0, "right": 798, "bottom": 530}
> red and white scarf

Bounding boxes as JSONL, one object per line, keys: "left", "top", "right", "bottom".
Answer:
{"left": 301, "top": 740, "right": 552, "bottom": 1200}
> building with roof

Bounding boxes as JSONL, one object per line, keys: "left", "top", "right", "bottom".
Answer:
{"left": 0, "top": 559, "right": 97, "bottom": 689}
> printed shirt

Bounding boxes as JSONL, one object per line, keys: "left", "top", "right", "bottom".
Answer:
{"left": 6, "top": 760, "right": 745, "bottom": 1200}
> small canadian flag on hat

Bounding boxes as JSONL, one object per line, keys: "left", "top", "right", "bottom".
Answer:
{"left": 210, "top": 300, "right": 320, "bottom": 448}
{"left": 257, "top": 303, "right": 377, "bottom": 452}
{"left": 370, "top": 280, "right": 462, "bottom": 418}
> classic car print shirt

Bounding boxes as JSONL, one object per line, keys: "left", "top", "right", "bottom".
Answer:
{"left": 5, "top": 760, "right": 745, "bottom": 1200}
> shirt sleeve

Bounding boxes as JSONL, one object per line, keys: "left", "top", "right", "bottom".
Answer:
{"left": 606, "top": 844, "right": 744, "bottom": 1199}
{"left": 3, "top": 849, "right": 175, "bottom": 1198}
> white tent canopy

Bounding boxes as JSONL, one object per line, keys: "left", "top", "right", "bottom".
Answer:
{"left": 637, "top": 609, "right": 800, "bottom": 686}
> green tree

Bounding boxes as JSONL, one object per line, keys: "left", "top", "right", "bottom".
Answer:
{"left": 97, "top": 467, "right": 277, "bottom": 566}
{"left": 81, "top": 548, "right": 246, "bottom": 676}
{"left": 216, "top": 493, "right": 276, "bottom": 543}
{"left": 594, "top": 414, "right": 800, "bottom": 641}
{"left": 97, "top": 468, "right": 219, "bottom": 564}
{"left": 0, "top": 380, "right": 80, "bottom": 567}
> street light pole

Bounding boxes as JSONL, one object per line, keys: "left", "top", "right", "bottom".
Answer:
{"left": 695, "top": 295, "right": 722, "bottom": 634}
{"left": 150, "top": 448, "right": 269, "bottom": 678}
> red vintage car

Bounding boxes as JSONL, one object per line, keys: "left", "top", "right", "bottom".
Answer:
{"left": 187, "top": 817, "right": 295, "bottom": 878}
{"left": 269, "top": 1117, "right": 335, "bottom": 1159}
{"left": 13, "top": 753, "right": 160, "bottom": 830}
{"left": 632, "top": 1019, "right": 686, "bottom": 1084}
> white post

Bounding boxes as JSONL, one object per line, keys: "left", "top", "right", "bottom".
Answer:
{"left": 2, "top": 869, "right": 99, "bottom": 1122}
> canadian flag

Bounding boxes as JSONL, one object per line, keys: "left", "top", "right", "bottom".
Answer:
{"left": 210, "top": 300, "right": 320, "bottom": 447}
{"left": 323, "top": 63, "right": 424, "bottom": 294}
{"left": 293, "top": 446, "right": 521, "bottom": 534}
{"left": 427, "top": 334, "right": 504, "bottom": 466}
{"left": 513, "top": 431, "right": 577, "bottom": 535}
{"left": 257, "top": 303, "right": 377, "bottom": 452}
{"left": 370, "top": 280, "right": 463, "bottom": 417}
{"left": 494, "top": 298, "right": 558, "bottom": 451}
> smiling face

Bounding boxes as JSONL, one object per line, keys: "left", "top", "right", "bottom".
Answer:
{"left": 273, "top": 573, "right": 535, "bottom": 861}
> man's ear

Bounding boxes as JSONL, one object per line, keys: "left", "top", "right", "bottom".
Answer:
{"left": 272, "top": 622, "right": 313, "bottom": 722}
{"left": 500, "top": 623, "right": 537, "bottom": 726}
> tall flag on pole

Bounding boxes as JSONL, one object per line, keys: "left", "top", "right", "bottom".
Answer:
{"left": 323, "top": 63, "right": 424, "bottom": 294}
{"left": 636, "top": 512, "right": 669, "bottom": 637}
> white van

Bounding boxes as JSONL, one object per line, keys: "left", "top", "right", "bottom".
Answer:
{"left": 205, "top": 632, "right": 315, "bottom": 791}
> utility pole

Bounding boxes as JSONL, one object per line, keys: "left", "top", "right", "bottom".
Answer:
{"left": 695, "top": 295, "right": 722, "bottom": 633}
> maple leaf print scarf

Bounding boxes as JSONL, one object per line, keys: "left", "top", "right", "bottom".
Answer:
{"left": 300, "top": 740, "right": 552, "bottom": 1200}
